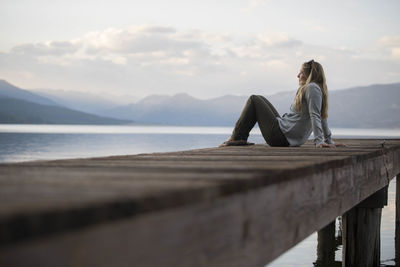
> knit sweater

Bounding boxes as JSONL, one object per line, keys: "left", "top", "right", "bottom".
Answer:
{"left": 277, "top": 82, "right": 334, "bottom": 146}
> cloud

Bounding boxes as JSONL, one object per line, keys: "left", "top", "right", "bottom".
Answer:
{"left": 82, "top": 26, "right": 204, "bottom": 56}
{"left": 301, "top": 19, "right": 327, "bottom": 33}
{"left": 1, "top": 25, "right": 400, "bottom": 99}
{"left": 11, "top": 41, "right": 81, "bottom": 56}
{"left": 379, "top": 36, "right": 400, "bottom": 46}
{"left": 4, "top": 26, "right": 302, "bottom": 70}
{"left": 142, "top": 26, "right": 177, "bottom": 34}
{"left": 257, "top": 33, "right": 302, "bottom": 48}
{"left": 228, "top": 33, "right": 302, "bottom": 61}
{"left": 379, "top": 35, "right": 400, "bottom": 61}
{"left": 241, "top": 0, "right": 268, "bottom": 13}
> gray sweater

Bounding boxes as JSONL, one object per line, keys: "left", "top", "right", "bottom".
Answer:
{"left": 277, "top": 82, "right": 334, "bottom": 146}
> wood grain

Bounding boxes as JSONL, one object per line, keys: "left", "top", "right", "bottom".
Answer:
{"left": 0, "top": 139, "right": 399, "bottom": 267}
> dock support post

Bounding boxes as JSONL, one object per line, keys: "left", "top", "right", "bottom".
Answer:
{"left": 314, "top": 220, "right": 336, "bottom": 267}
{"left": 396, "top": 174, "right": 400, "bottom": 266}
{"left": 342, "top": 186, "right": 388, "bottom": 267}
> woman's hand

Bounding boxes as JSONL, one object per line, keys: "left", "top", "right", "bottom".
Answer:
{"left": 317, "top": 143, "right": 336, "bottom": 148}
{"left": 317, "top": 142, "right": 347, "bottom": 148}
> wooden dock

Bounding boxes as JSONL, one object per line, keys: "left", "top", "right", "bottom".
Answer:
{"left": 1, "top": 139, "right": 400, "bottom": 267}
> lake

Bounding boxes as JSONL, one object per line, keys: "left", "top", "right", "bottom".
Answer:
{"left": 1, "top": 124, "right": 400, "bottom": 266}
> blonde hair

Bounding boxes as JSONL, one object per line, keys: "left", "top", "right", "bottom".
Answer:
{"left": 294, "top": 60, "right": 329, "bottom": 119}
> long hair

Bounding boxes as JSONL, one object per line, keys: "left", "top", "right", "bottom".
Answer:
{"left": 294, "top": 60, "right": 329, "bottom": 119}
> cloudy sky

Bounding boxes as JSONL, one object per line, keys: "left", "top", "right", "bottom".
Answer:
{"left": 1, "top": 0, "right": 399, "bottom": 100}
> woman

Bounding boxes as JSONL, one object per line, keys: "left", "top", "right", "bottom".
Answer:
{"left": 221, "top": 60, "right": 344, "bottom": 148}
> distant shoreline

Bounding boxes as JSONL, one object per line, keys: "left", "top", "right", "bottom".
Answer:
{"left": 0, "top": 124, "right": 399, "bottom": 137}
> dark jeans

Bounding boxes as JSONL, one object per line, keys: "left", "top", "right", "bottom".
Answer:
{"left": 231, "top": 95, "right": 289, "bottom": 147}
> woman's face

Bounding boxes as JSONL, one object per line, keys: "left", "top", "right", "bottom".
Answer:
{"left": 297, "top": 66, "right": 308, "bottom": 86}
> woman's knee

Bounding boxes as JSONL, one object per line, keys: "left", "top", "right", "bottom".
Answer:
{"left": 249, "top": 95, "right": 262, "bottom": 102}
{"left": 250, "top": 94, "right": 262, "bottom": 98}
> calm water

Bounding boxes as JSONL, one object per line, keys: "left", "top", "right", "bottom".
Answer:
{"left": 1, "top": 124, "right": 400, "bottom": 266}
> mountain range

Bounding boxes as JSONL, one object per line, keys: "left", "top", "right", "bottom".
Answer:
{"left": 0, "top": 80, "right": 130, "bottom": 125}
{"left": 1, "top": 79, "right": 399, "bottom": 128}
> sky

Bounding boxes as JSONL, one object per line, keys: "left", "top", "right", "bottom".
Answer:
{"left": 1, "top": 0, "right": 400, "bottom": 101}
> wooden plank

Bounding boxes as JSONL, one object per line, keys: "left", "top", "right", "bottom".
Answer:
{"left": 0, "top": 139, "right": 399, "bottom": 267}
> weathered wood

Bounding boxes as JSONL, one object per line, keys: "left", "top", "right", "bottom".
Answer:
{"left": 357, "top": 186, "right": 388, "bottom": 208}
{"left": 396, "top": 174, "right": 400, "bottom": 265}
{"left": 342, "top": 208, "right": 382, "bottom": 267}
{"left": 0, "top": 139, "right": 399, "bottom": 267}
{"left": 342, "top": 187, "right": 388, "bottom": 267}
{"left": 315, "top": 220, "right": 337, "bottom": 266}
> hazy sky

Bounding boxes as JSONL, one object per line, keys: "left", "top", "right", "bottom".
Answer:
{"left": 1, "top": 0, "right": 399, "bottom": 100}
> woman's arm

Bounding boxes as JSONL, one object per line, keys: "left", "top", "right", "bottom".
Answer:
{"left": 306, "top": 84, "right": 346, "bottom": 148}
{"left": 305, "top": 84, "right": 325, "bottom": 146}
{"left": 320, "top": 119, "right": 347, "bottom": 147}
{"left": 321, "top": 119, "right": 335, "bottom": 144}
